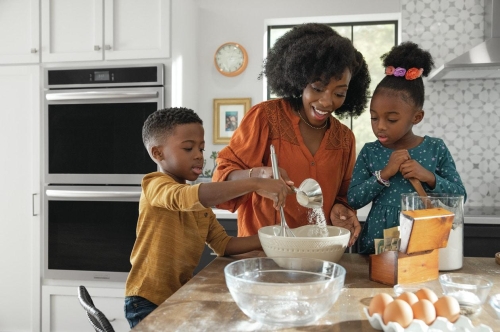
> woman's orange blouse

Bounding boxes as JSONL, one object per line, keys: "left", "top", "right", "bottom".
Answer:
{"left": 212, "top": 99, "right": 356, "bottom": 236}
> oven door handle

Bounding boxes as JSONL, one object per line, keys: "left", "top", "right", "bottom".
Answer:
{"left": 46, "top": 189, "right": 141, "bottom": 199}
{"left": 45, "top": 90, "right": 158, "bottom": 101}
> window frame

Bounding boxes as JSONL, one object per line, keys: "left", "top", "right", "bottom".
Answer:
{"left": 262, "top": 13, "right": 401, "bottom": 101}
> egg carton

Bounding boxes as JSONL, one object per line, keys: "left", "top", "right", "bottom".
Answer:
{"left": 363, "top": 308, "right": 492, "bottom": 332}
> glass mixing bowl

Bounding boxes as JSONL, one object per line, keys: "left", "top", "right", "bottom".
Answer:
{"left": 224, "top": 257, "right": 346, "bottom": 327}
{"left": 439, "top": 273, "right": 493, "bottom": 316}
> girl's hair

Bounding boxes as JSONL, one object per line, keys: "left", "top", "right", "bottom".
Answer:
{"left": 142, "top": 107, "right": 203, "bottom": 149}
{"left": 261, "top": 23, "right": 371, "bottom": 118}
{"left": 374, "top": 41, "right": 435, "bottom": 109}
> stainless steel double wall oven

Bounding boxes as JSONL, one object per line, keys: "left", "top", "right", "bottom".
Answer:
{"left": 43, "top": 64, "right": 164, "bottom": 282}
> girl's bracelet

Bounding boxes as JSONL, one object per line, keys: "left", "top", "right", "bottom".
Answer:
{"left": 374, "top": 170, "right": 390, "bottom": 187}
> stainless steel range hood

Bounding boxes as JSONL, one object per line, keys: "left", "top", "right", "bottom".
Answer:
{"left": 428, "top": 0, "right": 500, "bottom": 81}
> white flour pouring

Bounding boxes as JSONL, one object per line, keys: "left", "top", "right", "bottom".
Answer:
{"left": 291, "top": 178, "right": 328, "bottom": 237}
{"left": 307, "top": 207, "right": 329, "bottom": 237}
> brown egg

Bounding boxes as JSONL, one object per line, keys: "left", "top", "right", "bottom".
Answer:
{"left": 369, "top": 293, "right": 394, "bottom": 316}
{"left": 397, "top": 291, "right": 419, "bottom": 306}
{"left": 415, "top": 287, "right": 438, "bottom": 303}
{"left": 434, "top": 295, "right": 460, "bottom": 323}
{"left": 383, "top": 299, "right": 414, "bottom": 328}
{"left": 412, "top": 299, "right": 437, "bottom": 325}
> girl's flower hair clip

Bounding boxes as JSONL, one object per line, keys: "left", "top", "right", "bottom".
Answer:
{"left": 385, "top": 66, "right": 424, "bottom": 80}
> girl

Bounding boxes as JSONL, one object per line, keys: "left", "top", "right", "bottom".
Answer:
{"left": 347, "top": 42, "right": 467, "bottom": 254}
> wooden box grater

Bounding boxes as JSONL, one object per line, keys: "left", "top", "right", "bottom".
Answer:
{"left": 369, "top": 207, "right": 455, "bottom": 286}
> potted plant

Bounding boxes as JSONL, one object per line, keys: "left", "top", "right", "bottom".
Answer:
{"left": 193, "top": 151, "right": 218, "bottom": 184}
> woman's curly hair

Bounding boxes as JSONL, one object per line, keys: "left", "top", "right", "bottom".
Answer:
{"left": 374, "top": 41, "right": 435, "bottom": 109}
{"left": 261, "top": 23, "right": 371, "bottom": 118}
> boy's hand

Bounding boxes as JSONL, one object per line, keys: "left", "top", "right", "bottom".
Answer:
{"left": 330, "top": 203, "right": 361, "bottom": 247}
{"left": 256, "top": 178, "right": 293, "bottom": 209}
{"left": 382, "top": 149, "right": 411, "bottom": 179}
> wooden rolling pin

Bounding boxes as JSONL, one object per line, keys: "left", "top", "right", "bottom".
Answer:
{"left": 409, "top": 178, "right": 433, "bottom": 208}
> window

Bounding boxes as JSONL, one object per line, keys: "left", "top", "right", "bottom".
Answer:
{"left": 267, "top": 20, "right": 398, "bottom": 156}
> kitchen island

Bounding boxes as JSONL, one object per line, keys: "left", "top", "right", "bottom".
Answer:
{"left": 132, "top": 252, "right": 500, "bottom": 331}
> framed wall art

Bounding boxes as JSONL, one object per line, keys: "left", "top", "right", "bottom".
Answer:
{"left": 213, "top": 98, "right": 251, "bottom": 144}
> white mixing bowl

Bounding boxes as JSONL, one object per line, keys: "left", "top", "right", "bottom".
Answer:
{"left": 258, "top": 224, "right": 350, "bottom": 263}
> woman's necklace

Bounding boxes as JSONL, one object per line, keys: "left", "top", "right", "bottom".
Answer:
{"left": 297, "top": 110, "right": 328, "bottom": 130}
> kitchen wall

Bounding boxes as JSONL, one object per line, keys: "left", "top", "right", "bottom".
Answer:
{"left": 402, "top": 0, "right": 500, "bottom": 207}
{"left": 193, "top": 0, "right": 499, "bottom": 208}
{"left": 171, "top": 0, "right": 198, "bottom": 110}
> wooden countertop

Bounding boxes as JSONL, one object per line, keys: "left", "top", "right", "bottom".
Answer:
{"left": 132, "top": 252, "right": 500, "bottom": 331}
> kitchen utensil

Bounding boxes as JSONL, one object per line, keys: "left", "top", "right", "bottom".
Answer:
{"left": 409, "top": 178, "right": 433, "bottom": 208}
{"left": 269, "top": 144, "right": 295, "bottom": 237}
{"left": 224, "top": 257, "right": 346, "bottom": 327}
{"left": 258, "top": 224, "right": 350, "bottom": 263}
{"left": 439, "top": 273, "right": 493, "bottom": 316}
{"left": 293, "top": 178, "right": 323, "bottom": 209}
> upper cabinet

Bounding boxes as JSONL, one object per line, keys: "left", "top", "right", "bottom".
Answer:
{"left": 0, "top": 0, "right": 40, "bottom": 64}
{"left": 41, "top": 0, "right": 171, "bottom": 63}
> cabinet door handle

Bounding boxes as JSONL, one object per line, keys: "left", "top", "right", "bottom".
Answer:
{"left": 31, "top": 48, "right": 38, "bottom": 53}
{"left": 32, "top": 193, "right": 38, "bottom": 216}
{"left": 94, "top": 45, "right": 101, "bottom": 51}
{"left": 105, "top": 45, "right": 112, "bottom": 50}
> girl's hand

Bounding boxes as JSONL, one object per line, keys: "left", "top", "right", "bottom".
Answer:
{"left": 330, "top": 203, "right": 361, "bottom": 247}
{"left": 381, "top": 149, "right": 411, "bottom": 179}
{"left": 399, "top": 159, "right": 436, "bottom": 188}
{"left": 255, "top": 178, "right": 293, "bottom": 209}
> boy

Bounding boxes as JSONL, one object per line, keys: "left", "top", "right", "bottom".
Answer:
{"left": 124, "top": 107, "right": 291, "bottom": 327}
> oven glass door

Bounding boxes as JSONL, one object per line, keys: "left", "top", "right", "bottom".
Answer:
{"left": 44, "top": 186, "right": 140, "bottom": 282}
{"left": 44, "top": 87, "right": 163, "bottom": 185}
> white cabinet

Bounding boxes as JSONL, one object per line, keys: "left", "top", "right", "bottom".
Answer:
{"left": 42, "top": 285, "right": 129, "bottom": 332}
{"left": 0, "top": 0, "right": 40, "bottom": 64}
{"left": 41, "top": 0, "right": 103, "bottom": 62}
{"left": 41, "top": 0, "right": 171, "bottom": 63}
{"left": 0, "top": 66, "right": 41, "bottom": 331}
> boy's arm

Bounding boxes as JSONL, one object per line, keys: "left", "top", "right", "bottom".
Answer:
{"left": 224, "top": 235, "right": 261, "bottom": 255}
{"left": 197, "top": 177, "right": 290, "bottom": 208}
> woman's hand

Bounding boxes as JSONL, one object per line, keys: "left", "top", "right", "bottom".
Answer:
{"left": 251, "top": 166, "right": 292, "bottom": 181}
{"left": 330, "top": 203, "right": 361, "bottom": 247}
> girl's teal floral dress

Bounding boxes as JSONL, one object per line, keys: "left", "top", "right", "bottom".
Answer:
{"left": 347, "top": 136, "right": 467, "bottom": 254}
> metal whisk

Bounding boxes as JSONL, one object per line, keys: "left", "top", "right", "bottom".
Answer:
{"left": 269, "top": 145, "right": 295, "bottom": 237}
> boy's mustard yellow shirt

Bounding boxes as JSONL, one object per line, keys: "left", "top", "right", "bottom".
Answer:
{"left": 125, "top": 172, "right": 232, "bottom": 305}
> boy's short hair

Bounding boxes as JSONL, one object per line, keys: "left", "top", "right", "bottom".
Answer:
{"left": 142, "top": 107, "right": 203, "bottom": 149}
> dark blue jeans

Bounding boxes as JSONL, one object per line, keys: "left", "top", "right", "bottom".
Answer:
{"left": 124, "top": 296, "right": 158, "bottom": 328}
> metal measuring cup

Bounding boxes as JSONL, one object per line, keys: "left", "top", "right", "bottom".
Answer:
{"left": 293, "top": 178, "right": 323, "bottom": 209}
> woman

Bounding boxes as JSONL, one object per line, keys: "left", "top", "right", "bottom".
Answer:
{"left": 212, "top": 23, "right": 371, "bottom": 246}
